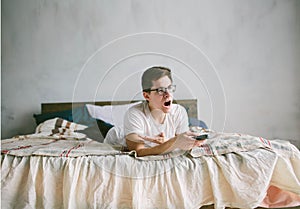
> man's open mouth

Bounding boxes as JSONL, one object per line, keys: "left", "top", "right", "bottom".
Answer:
{"left": 163, "top": 100, "right": 171, "bottom": 107}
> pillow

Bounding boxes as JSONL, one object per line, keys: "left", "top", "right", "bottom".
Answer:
{"left": 72, "top": 105, "right": 96, "bottom": 127}
{"left": 86, "top": 101, "right": 142, "bottom": 127}
{"left": 77, "top": 118, "right": 114, "bottom": 142}
{"left": 36, "top": 117, "right": 88, "bottom": 132}
{"left": 33, "top": 109, "right": 74, "bottom": 125}
{"left": 188, "top": 117, "right": 208, "bottom": 129}
{"left": 97, "top": 119, "right": 114, "bottom": 137}
{"left": 73, "top": 105, "right": 113, "bottom": 142}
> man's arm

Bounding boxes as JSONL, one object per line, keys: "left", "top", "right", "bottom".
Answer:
{"left": 126, "top": 132, "right": 204, "bottom": 157}
{"left": 126, "top": 133, "right": 177, "bottom": 157}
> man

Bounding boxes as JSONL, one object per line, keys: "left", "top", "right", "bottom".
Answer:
{"left": 124, "top": 66, "right": 204, "bottom": 157}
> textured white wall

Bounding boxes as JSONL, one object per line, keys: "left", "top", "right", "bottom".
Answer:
{"left": 2, "top": 0, "right": 300, "bottom": 144}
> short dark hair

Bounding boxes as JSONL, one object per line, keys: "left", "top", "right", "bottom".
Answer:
{"left": 142, "top": 66, "right": 172, "bottom": 91}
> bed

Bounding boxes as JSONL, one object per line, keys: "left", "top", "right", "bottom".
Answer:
{"left": 1, "top": 99, "right": 300, "bottom": 209}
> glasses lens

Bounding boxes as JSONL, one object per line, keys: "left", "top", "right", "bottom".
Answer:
{"left": 157, "top": 88, "right": 165, "bottom": 95}
{"left": 156, "top": 85, "right": 176, "bottom": 95}
{"left": 168, "top": 85, "right": 176, "bottom": 93}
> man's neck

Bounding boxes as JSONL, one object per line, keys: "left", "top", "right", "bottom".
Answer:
{"left": 149, "top": 108, "right": 166, "bottom": 124}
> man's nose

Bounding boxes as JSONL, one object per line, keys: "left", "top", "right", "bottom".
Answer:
{"left": 163, "top": 91, "right": 171, "bottom": 97}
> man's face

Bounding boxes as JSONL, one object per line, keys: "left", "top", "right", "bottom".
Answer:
{"left": 143, "top": 76, "right": 173, "bottom": 113}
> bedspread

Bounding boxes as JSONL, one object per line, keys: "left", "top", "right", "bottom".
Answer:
{"left": 1, "top": 132, "right": 300, "bottom": 209}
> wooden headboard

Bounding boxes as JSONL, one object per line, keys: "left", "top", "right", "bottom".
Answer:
{"left": 42, "top": 99, "right": 198, "bottom": 118}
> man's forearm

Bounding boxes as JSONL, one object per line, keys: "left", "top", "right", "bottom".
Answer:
{"left": 126, "top": 132, "right": 202, "bottom": 157}
{"left": 127, "top": 137, "right": 176, "bottom": 157}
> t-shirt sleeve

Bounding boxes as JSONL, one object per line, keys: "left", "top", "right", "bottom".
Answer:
{"left": 123, "top": 107, "right": 145, "bottom": 137}
{"left": 175, "top": 105, "right": 189, "bottom": 134}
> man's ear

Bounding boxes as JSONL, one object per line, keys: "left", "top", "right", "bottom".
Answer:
{"left": 143, "top": 91, "right": 150, "bottom": 102}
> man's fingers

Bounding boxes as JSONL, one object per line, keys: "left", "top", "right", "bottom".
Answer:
{"left": 185, "top": 131, "right": 200, "bottom": 137}
{"left": 139, "top": 135, "right": 165, "bottom": 144}
{"left": 153, "top": 136, "right": 165, "bottom": 144}
{"left": 194, "top": 139, "right": 206, "bottom": 147}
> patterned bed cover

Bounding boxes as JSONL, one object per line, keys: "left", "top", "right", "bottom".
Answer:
{"left": 1, "top": 119, "right": 300, "bottom": 209}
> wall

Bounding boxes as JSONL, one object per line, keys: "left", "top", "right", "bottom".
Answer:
{"left": 2, "top": 0, "right": 300, "bottom": 144}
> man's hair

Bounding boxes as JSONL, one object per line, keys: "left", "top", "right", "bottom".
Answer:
{"left": 142, "top": 66, "right": 172, "bottom": 91}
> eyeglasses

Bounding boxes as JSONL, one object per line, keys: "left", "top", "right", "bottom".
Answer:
{"left": 144, "top": 85, "right": 176, "bottom": 96}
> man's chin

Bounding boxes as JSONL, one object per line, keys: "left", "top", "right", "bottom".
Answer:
{"left": 162, "top": 105, "right": 172, "bottom": 113}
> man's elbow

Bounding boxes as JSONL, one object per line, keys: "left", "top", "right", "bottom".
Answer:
{"left": 125, "top": 138, "right": 146, "bottom": 157}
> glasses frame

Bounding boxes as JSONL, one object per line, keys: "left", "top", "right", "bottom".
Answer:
{"left": 143, "top": 85, "right": 176, "bottom": 96}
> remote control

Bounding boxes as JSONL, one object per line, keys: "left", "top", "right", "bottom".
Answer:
{"left": 193, "top": 134, "right": 208, "bottom": 140}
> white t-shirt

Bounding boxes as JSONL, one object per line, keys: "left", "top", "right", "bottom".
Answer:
{"left": 124, "top": 101, "right": 189, "bottom": 147}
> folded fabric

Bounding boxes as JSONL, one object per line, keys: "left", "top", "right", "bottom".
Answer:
{"left": 36, "top": 117, "right": 87, "bottom": 131}
{"left": 190, "top": 131, "right": 299, "bottom": 158}
{"left": 33, "top": 105, "right": 114, "bottom": 142}
{"left": 33, "top": 118, "right": 87, "bottom": 140}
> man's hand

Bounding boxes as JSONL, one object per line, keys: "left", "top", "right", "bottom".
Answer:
{"left": 139, "top": 132, "right": 165, "bottom": 144}
{"left": 163, "top": 131, "right": 206, "bottom": 153}
{"left": 126, "top": 131, "right": 206, "bottom": 157}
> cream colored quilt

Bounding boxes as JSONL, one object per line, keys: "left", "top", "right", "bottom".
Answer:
{"left": 1, "top": 119, "right": 300, "bottom": 209}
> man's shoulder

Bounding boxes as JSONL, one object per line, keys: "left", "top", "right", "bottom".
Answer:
{"left": 128, "top": 101, "right": 144, "bottom": 110}
{"left": 171, "top": 103, "right": 186, "bottom": 113}
{"left": 126, "top": 101, "right": 147, "bottom": 115}
{"left": 124, "top": 101, "right": 148, "bottom": 126}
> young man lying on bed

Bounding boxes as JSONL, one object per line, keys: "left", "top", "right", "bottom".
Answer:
{"left": 124, "top": 66, "right": 205, "bottom": 157}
